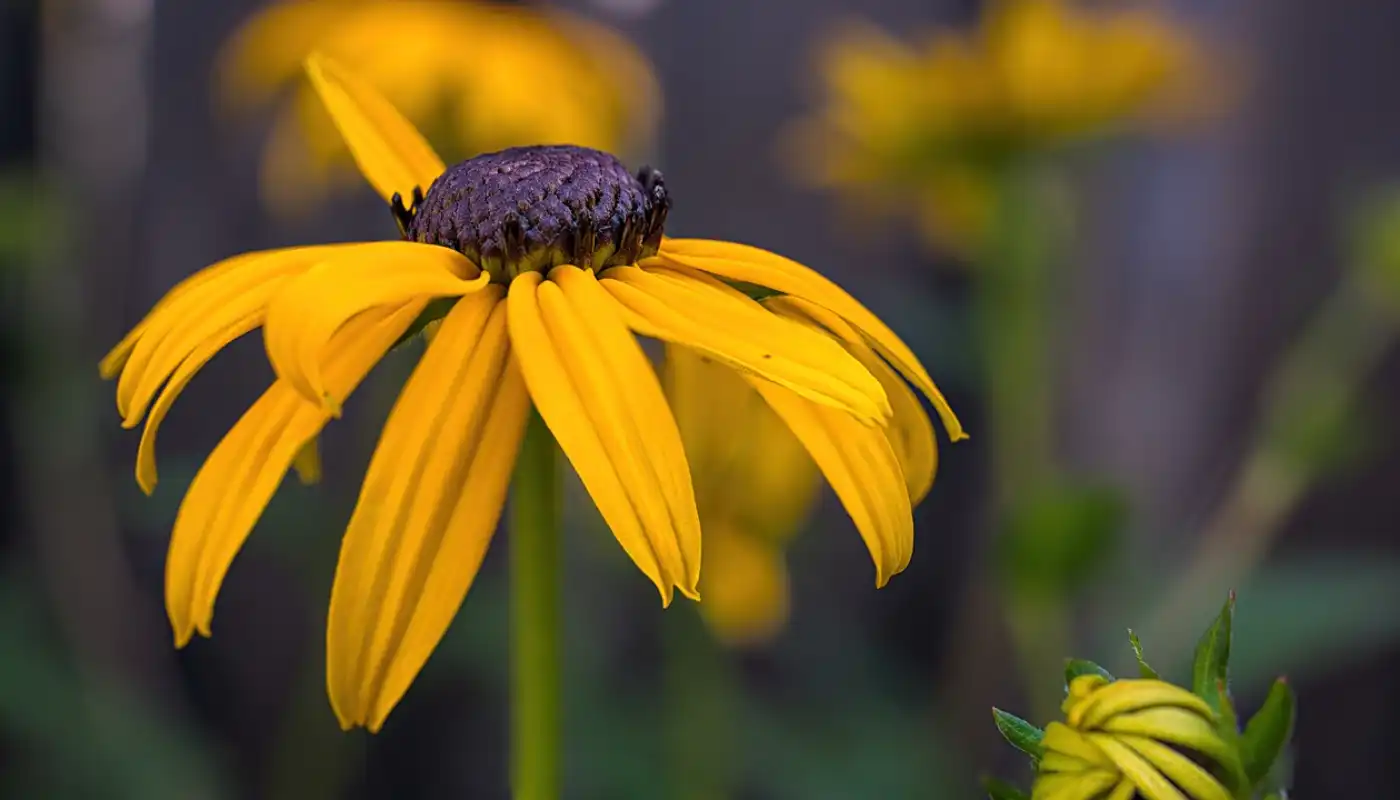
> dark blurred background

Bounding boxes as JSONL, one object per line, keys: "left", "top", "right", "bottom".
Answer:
{"left": 3, "top": 0, "right": 1399, "bottom": 797}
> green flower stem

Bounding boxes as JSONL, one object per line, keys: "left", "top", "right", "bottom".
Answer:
{"left": 1143, "top": 272, "right": 1398, "bottom": 662}
{"left": 663, "top": 607, "right": 737, "bottom": 800}
{"left": 977, "top": 157, "right": 1065, "bottom": 722}
{"left": 511, "top": 410, "right": 561, "bottom": 800}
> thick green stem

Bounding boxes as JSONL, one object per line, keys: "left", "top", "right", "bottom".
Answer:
{"left": 511, "top": 411, "right": 561, "bottom": 800}
{"left": 663, "top": 607, "right": 737, "bottom": 800}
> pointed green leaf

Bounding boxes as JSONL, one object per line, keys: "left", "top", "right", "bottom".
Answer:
{"left": 1192, "top": 592, "right": 1236, "bottom": 713}
{"left": 1064, "top": 659, "right": 1114, "bottom": 688}
{"left": 1241, "top": 677, "right": 1296, "bottom": 786}
{"left": 1127, "top": 629, "right": 1160, "bottom": 679}
{"left": 983, "top": 776, "right": 1030, "bottom": 800}
{"left": 991, "top": 708, "right": 1045, "bottom": 764}
{"left": 1213, "top": 679, "right": 1251, "bottom": 793}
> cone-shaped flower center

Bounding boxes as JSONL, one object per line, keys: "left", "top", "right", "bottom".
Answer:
{"left": 404, "top": 145, "right": 670, "bottom": 283}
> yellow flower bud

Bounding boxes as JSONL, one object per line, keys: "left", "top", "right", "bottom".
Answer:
{"left": 1035, "top": 676, "right": 1239, "bottom": 800}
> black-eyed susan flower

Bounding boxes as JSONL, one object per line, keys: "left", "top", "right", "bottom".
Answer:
{"left": 218, "top": 0, "right": 659, "bottom": 215}
{"left": 787, "top": 0, "right": 1205, "bottom": 254}
{"left": 103, "top": 55, "right": 965, "bottom": 731}
{"left": 1036, "top": 675, "right": 1242, "bottom": 800}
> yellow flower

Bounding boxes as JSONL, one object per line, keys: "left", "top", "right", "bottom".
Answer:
{"left": 664, "top": 345, "right": 819, "bottom": 646}
{"left": 103, "top": 55, "right": 965, "bottom": 731}
{"left": 218, "top": 0, "right": 659, "bottom": 216}
{"left": 1036, "top": 675, "right": 1241, "bottom": 800}
{"left": 789, "top": 0, "right": 1203, "bottom": 254}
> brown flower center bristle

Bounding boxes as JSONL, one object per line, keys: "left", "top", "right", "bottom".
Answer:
{"left": 400, "top": 145, "right": 670, "bottom": 283}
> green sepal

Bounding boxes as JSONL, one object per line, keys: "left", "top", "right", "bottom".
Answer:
{"left": 1192, "top": 592, "right": 1236, "bottom": 714}
{"left": 1240, "top": 677, "right": 1296, "bottom": 788}
{"left": 1212, "top": 679, "right": 1251, "bottom": 796}
{"left": 1126, "top": 629, "right": 1160, "bottom": 679}
{"left": 1064, "top": 658, "right": 1114, "bottom": 687}
{"left": 982, "top": 776, "right": 1031, "bottom": 800}
{"left": 390, "top": 296, "right": 457, "bottom": 350}
{"left": 991, "top": 708, "right": 1045, "bottom": 766}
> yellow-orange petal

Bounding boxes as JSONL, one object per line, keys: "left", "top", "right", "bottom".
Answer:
{"left": 262, "top": 241, "right": 486, "bottom": 412}
{"left": 327, "top": 287, "right": 528, "bottom": 732}
{"left": 745, "top": 375, "right": 913, "bottom": 586}
{"left": 304, "top": 52, "right": 446, "bottom": 204}
{"left": 656, "top": 238, "right": 966, "bottom": 441}
{"left": 600, "top": 264, "right": 890, "bottom": 424}
{"left": 165, "top": 301, "right": 423, "bottom": 646}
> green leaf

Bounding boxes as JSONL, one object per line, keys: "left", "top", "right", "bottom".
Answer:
{"left": 1241, "top": 678, "right": 1296, "bottom": 787}
{"left": 991, "top": 708, "right": 1044, "bottom": 764}
{"left": 982, "top": 776, "right": 1030, "bottom": 800}
{"left": 1127, "top": 629, "right": 1160, "bottom": 679}
{"left": 1064, "top": 659, "right": 1114, "bottom": 687}
{"left": 1192, "top": 593, "right": 1235, "bottom": 713}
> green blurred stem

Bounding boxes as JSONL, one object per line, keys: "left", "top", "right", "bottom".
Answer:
{"left": 976, "top": 158, "right": 1063, "bottom": 721}
{"left": 663, "top": 607, "right": 737, "bottom": 800}
{"left": 1144, "top": 273, "right": 1397, "bottom": 659}
{"left": 511, "top": 411, "right": 561, "bottom": 800}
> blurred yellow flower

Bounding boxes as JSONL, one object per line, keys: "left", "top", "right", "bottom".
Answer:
{"left": 1036, "top": 675, "right": 1241, "bottom": 800}
{"left": 664, "top": 345, "right": 820, "bottom": 646}
{"left": 218, "top": 0, "right": 660, "bottom": 216}
{"left": 789, "top": 0, "right": 1205, "bottom": 254}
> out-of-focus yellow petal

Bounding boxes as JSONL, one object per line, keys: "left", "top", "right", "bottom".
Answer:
{"left": 656, "top": 239, "right": 966, "bottom": 441}
{"left": 304, "top": 52, "right": 446, "bottom": 204}
{"left": 767, "top": 295, "right": 938, "bottom": 503}
{"left": 506, "top": 271, "right": 695, "bottom": 603}
{"left": 697, "top": 522, "right": 790, "bottom": 647}
{"left": 327, "top": 288, "right": 528, "bottom": 732}
{"left": 1031, "top": 769, "right": 1119, "bottom": 800}
{"left": 262, "top": 241, "right": 485, "bottom": 412}
{"left": 664, "top": 344, "right": 819, "bottom": 543}
{"left": 746, "top": 376, "right": 912, "bottom": 587}
{"left": 1088, "top": 734, "right": 1189, "bottom": 800}
{"left": 1116, "top": 736, "right": 1232, "bottom": 800}
{"left": 600, "top": 264, "right": 890, "bottom": 425}
{"left": 166, "top": 301, "right": 423, "bottom": 647}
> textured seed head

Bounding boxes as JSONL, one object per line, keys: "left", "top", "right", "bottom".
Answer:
{"left": 405, "top": 145, "right": 670, "bottom": 282}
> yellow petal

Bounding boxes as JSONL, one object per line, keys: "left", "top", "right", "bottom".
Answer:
{"left": 600, "top": 265, "right": 890, "bottom": 424}
{"left": 551, "top": 266, "right": 701, "bottom": 595}
{"left": 1106, "top": 778, "right": 1138, "bottom": 800}
{"left": 327, "top": 288, "right": 528, "bottom": 732}
{"left": 165, "top": 301, "right": 422, "bottom": 647}
{"left": 113, "top": 245, "right": 355, "bottom": 421}
{"left": 1088, "top": 734, "right": 1189, "bottom": 800}
{"left": 262, "top": 241, "right": 486, "bottom": 411}
{"left": 698, "top": 521, "right": 790, "bottom": 646}
{"left": 1032, "top": 770, "right": 1120, "bottom": 800}
{"left": 746, "top": 376, "right": 912, "bottom": 586}
{"left": 1042, "top": 722, "right": 1115, "bottom": 769}
{"left": 767, "top": 295, "right": 938, "bottom": 503}
{"left": 1116, "top": 735, "right": 1232, "bottom": 800}
{"left": 657, "top": 238, "right": 967, "bottom": 441}
{"left": 304, "top": 52, "right": 446, "bottom": 204}
{"left": 1100, "top": 707, "right": 1235, "bottom": 768}
{"left": 506, "top": 270, "right": 693, "bottom": 602}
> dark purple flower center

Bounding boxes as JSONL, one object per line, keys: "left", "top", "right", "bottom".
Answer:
{"left": 400, "top": 145, "right": 670, "bottom": 283}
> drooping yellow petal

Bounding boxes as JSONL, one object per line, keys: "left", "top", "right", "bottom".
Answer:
{"left": 600, "top": 264, "right": 890, "bottom": 424}
{"left": 745, "top": 375, "right": 912, "bottom": 586}
{"left": 1031, "top": 769, "right": 1120, "bottom": 800}
{"left": 262, "top": 241, "right": 486, "bottom": 411}
{"left": 656, "top": 238, "right": 966, "bottom": 441}
{"left": 552, "top": 266, "right": 701, "bottom": 594}
{"left": 507, "top": 270, "right": 693, "bottom": 602}
{"left": 165, "top": 301, "right": 424, "bottom": 647}
{"left": 767, "top": 295, "right": 938, "bottom": 503}
{"left": 111, "top": 244, "right": 355, "bottom": 421}
{"left": 327, "top": 287, "right": 529, "bottom": 732}
{"left": 304, "top": 52, "right": 446, "bottom": 204}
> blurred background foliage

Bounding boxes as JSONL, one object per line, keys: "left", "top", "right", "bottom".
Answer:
{"left": 3, "top": 0, "right": 1400, "bottom": 797}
